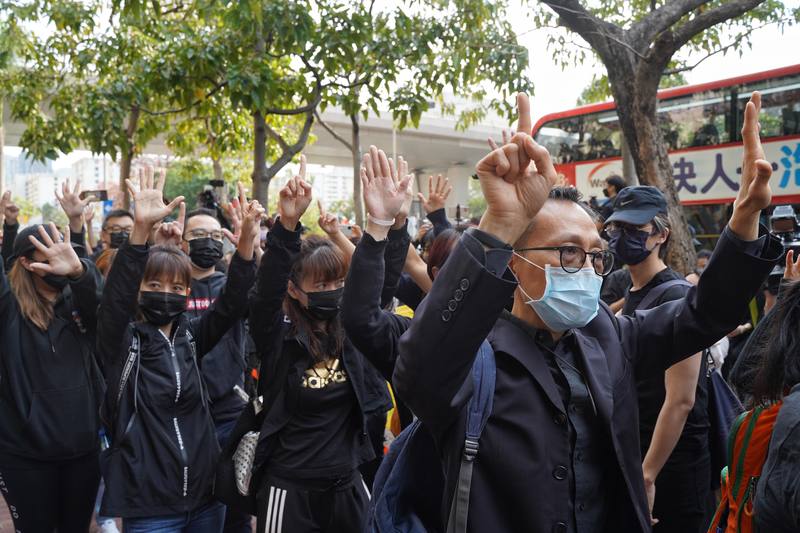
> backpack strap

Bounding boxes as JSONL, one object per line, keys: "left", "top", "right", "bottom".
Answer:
{"left": 637, "top": 278, "right": 692, "bottom": 310}
{"left": 446, "top": 339, "right": 496, "bottom": 533}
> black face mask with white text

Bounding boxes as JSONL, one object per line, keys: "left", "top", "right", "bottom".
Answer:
{"left": 138, "top": 291, "right": 187, "bottom": 326}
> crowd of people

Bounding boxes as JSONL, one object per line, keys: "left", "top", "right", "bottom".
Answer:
{"left": 0, "top": 90, "right": 798, "bottom": 533}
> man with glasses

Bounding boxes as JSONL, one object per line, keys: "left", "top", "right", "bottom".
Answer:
{"left": 605, "top": 187, "right": 711, "bottom": 533}
{"left": 181, "top": 208, "right": 251, "bottom": 533}
{"left": 394, "top": 92, "right": 781, "bottom": 533}
{"left": 90, "top": 210, "right": 135, "bottom": 261}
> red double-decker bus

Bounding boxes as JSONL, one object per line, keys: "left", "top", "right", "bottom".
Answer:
{"left": 532, "top": 64, "right": 800, "bottom": 247}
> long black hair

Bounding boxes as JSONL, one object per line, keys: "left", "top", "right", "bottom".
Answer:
{"left": 284, "top": 236, "right": 347, "bottom": 362}
{"left": 747, "top": 280, "right": 800, "bottom": 405}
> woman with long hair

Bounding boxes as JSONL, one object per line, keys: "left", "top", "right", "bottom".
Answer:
{"left": 247, "top": 152, "right": 406, "bottom": 533}
{"left": 0, "top": 217, "right": 104, "bottom": 532}
{"left": 96, "top": 169, "right": 261, "bottom": 532}
{"left": 748, "top": 251, "right": 800, "bottom": 531}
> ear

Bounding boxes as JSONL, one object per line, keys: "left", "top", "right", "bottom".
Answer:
{"left": 658, "top": 227, "right": 670, "bottom": 245}
{"left": 286, "top": 279, "right": 302, "bottom": 301}
{"left": 18, "top": 256, "right": 34, "bottom": 272}
{"left": 431, "top": 266, "right": 440, "bottom": 280}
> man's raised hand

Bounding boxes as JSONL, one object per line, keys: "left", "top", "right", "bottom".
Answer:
{"left": 278, "top": 155, "right": 312, "bottom": 231}
{"left": 361, "top": 146, "right": 412, "bottom": 223}
{"left": 476, "top": 92, "right": 557, "bottom": 245}
{"left": 730, "top": 91, "right": 774, "bottom": 240}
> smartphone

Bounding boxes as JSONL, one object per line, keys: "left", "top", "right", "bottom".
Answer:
{"left": 340, "top": 224, "right": 353, "bottom": 237}
{"left": 80, "top": 189, "right": 108, "bottom": 201}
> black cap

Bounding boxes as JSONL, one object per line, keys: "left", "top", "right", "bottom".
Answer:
{"left": 10, "top": 225, "right": 65, "bottom": 263}
{"left": 604, "top": 186, "right": 668, "bottom": 226}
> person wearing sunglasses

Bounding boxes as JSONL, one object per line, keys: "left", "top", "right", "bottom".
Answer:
{"left": 604, "top": 186, "right": 711, "bottom": 532}
{"left": 393, "top": 92, "right": 781, "bottom": 533}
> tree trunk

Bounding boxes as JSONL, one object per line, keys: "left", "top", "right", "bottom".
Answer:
{"left": 252, "top": 111, "right": 268, "bottom": 207}
{"left": 119, "top": 105, "right": 140, "bottom": 210}
{"left": 350, "top": 114, "right": 364, "bottom": 227}
{"left": 620, "top": 135, "right": 638, "bottom": 186}
{"left": 608, "top": 62, "right": 696, "bottom": 274}
{"left": 0, "top": 99, "right": 5, "bottom": 194}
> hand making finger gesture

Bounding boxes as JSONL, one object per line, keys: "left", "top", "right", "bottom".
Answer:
{"left": 221, "top": 185, "right": 245, "bottom": 246}
{"left": 317, "top": 199, "right": 341, "bottom": 236}
{"left": 278, "top": 155, "right": 312, "bottom": 231}
{"left": 476, "top": 93, "right": 558, "bottom": 245}
{"left": 56, "top": 178, "right": 94, "bottom": 220}
{"left": 729, "top": 91, "right": 774, "bottom": 240}
{"left": 237, "top": 187, "right": 265, "bottom": 261}
{"left": 27, "top": 223, "right": 83, "bottom": 279}
{"left": 417, "top": 174, "right": 452, "bottom": 215}
{"left": 126, "top": 165, "right": 185, "bottom": 245}
{"left": 153, "top": 203, "right": 186, "bottom": 247}
{"left": 396, "top": 156, "right": 414, "bottom": 228}
{"left": 784, "top": 249, "right": 800, "bottom": 282}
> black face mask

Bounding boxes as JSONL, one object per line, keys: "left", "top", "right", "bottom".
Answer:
{"left": 138, "top": 291, "right": 187, "bottom": 326}
{"left": 188, "top": 238, "right": 224, "bottom": 269}
{"left": 109, "top": 231, "right": 130, "bottom": 249}
{"left": 608, "top": 228, "right": 653, "bottom": 266}
{"left": 303, "top": 287, "right": 344, "bottom": 321}
{"left": 42, "top": 274, "right": 70, "bottom": 291}
{"left": 602, "top": 189, "right": 610, "bottom": 198}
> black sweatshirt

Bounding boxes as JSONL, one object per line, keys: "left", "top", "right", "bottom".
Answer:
{"left": 0, "top": 254, "right": 103, "bottom": 461}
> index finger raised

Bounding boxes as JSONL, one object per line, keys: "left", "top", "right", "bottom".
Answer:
{"left": 516, "top": 93, "right": 532, "bottom": 135}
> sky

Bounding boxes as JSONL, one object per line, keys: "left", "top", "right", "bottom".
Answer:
{"left": 6, "top": 1, "right": 800, "bottom": 168}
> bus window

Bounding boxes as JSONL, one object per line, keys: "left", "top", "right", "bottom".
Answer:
{"left": 657, "top": 90, "right": 732, "bottom": 149}
{"left": 734, "top": 74, "right": 800, "bottom": 140}
{"left": 534, "top": 110, "right": 622, "bottom": 163}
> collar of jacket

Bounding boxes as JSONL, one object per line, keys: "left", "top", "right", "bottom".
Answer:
{"left": 490, "top": 311, "right": 614, "bottom": 425}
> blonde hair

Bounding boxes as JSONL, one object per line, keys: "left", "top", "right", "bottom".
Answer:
{"left": 8, "top": 260, "right": 54, "bottom": 330}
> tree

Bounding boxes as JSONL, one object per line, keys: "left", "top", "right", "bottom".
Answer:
{"left": 312, "top": 0, "right": 532, "bottom": 226}
{"left": 532, "top": 0, "right": 797, "bottom": 273}
{"left": 41, "top": 202, "right": 68, "bottom": 229}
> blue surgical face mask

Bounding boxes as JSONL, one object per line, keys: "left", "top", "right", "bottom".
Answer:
{"left": 514, "top": 253, "right": 602, "bottom": 332}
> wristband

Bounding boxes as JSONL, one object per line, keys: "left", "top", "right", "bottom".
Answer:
{"left": 368, "top": 214, "right": 396, "bottom": 227}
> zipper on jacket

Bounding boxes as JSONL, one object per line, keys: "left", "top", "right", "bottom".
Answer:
{"left": 159, "top": 329, "right": 189, "bottom": 497}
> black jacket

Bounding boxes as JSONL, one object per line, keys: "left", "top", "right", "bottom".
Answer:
{"left": 393, "top": 226, "right": 781, "bottom": 533}
{"left": 97, "top": 241, "right": 255, "bottom": 518}
{"left": 186, "top": 272, "right": 247, "bottom": 427}
{"left": 0, "top": 254, "right": 102, "bottom": 461}
{"left": 247, "top": 221, "right": 392, "bottom": 476}
{"left": 754, "top": 383, "right": 800, "bottom": 532}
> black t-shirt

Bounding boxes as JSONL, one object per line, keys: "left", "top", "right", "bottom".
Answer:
{"left": 601, "top": 268, "right": 632, "bottom": 306}
{"left": 269, "top": 358, "right": 363, "bottom": 479}
{"left": 622, "top": 267, "right": 710, "bottom": 465}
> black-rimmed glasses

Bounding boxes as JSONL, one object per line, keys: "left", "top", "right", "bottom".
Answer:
{"left": 515, "top": 246, "right": 614, "bottom": 277}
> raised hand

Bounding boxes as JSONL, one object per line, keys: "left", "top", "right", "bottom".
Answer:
{"left": 27, "top": 223, "right": 83, "bottom": 278}
{"left": 317, "top": 199, "right": 341, "bottom": 236}
{"left": 730, "top": 91, "right": 773, "bottom": 240}
{"left": 396, "top": 157, "right": 414, "bottom": 228}
{"left": 361, "top": 145, "right": 412, "bottom": 223}
{"left": 56, "top": 178, "right": 94, "bottom": 220}
{"left": 153, "top": 203, "right": 186, "bottom": 247}
{"left": 0, "top": 191, "right": 12, "bottom": 226}
{"left": 487, "top": 129, "right": 513, "bottom": 151}
{"left": 476, "top": 92, "right": 558, "bottom": 245}
{"left": 127, "top": 165, "right": 184, "bottom": 245}
{"left": 83, "top": 204, "right": 95, "bottom": 224}
{"left": 238, "top": 190, "right": 265, "bottom": 261}
{"left": 278, "top": 155, "right": 312, "bottom": 230}
{"left": 221, "top": 185, "right": 245, "bottom": 245}
{"left": 417, "top": 174, "right": 452, "bottom": 214}
{"left": 784, "top": 249, "right": 800, "bottom": 281}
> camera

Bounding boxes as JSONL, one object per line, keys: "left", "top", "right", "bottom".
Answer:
{"left": 767, "top": 205, "right": 800, "bottom": 294}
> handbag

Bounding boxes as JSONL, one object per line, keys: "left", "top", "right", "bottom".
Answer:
{"left": 214, "top": 394, "right": 266, "bottom": 515}
{"left": 706, "top": 351, "right": 744, "bottom": 490}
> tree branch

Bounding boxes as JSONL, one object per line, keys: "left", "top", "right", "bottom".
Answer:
{"left": 651, "top": 0, "right": 768, "bottom": 64}
{"left": 265, "top": 110, "right": 316, "bottom": 180}
{"left": 629, "top": 0, "right": 708, "bottom": 48}
{"left": 539, "top": 0, "right": 622, "bottom": 60}
{"left": 140, "top": 80, "right": 228, "bottom": 116}
{"left": 314, "top": 110, "right": 352, "bottom": 151}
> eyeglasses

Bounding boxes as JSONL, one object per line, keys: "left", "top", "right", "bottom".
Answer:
{"left": 185, "top": 229, "right": 224, "bottom": 241}
{"left": 515, "top": 246, "right": 614, "bottom": 277}
{"left": 103, "top": 225, "right": 133, "bottom": 233}
{"left": 604, "top": 222, "right": 655, "bottom": 239}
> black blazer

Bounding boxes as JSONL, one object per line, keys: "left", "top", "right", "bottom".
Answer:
{"left": 393, "top": 226, "right": 781, "bottom": 533}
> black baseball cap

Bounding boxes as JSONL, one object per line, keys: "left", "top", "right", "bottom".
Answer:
{"left": 604, "top": 186, "right": 668, "bottom": 226}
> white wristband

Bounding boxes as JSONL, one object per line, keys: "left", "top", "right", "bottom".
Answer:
{"left": 368, "top": 214, "right": 396, "bottom": 227}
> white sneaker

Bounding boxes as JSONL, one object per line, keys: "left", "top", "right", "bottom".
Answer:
{"left": 98, "top": 519, "right": 120, "bottom": 533}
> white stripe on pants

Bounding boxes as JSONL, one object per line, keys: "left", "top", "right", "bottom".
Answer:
{"left": 264, "top": 486, "right": 287, "bottom": 533}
